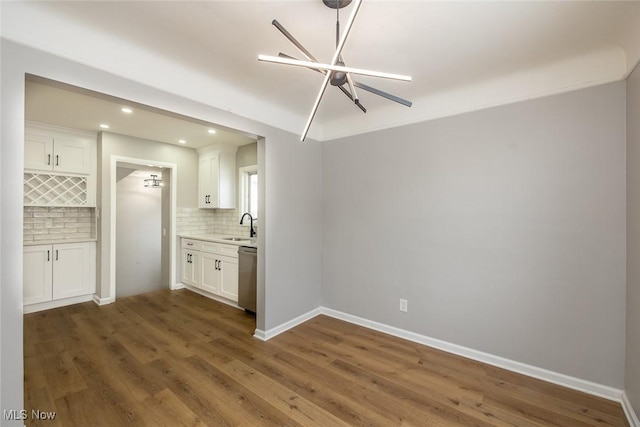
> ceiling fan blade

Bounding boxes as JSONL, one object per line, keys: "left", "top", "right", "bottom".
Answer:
{"left": 353, "top": 81, "right": 413, "bottom": 107}
{"left": 258, "top": 55, "right": 411, "bottom": 82}
{"left": 271, "top": 20, "right": 318, "bottom": 62}
{"left": 279, "top": 53, "right": 366, "bottom": 113}
{"left": 301, "top": 0, "right": 363, "bottom": 141}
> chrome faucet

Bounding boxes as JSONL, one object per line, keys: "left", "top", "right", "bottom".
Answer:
{"left": 240, "top": 212, "right": 256, "bottom": 238}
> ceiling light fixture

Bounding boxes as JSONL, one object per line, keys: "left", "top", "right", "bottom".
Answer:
{"left": 208, "top": 129, "right": 216, "bottom": 134}
{"left": 178, "top": 139, "right": 187, "bottom": 144}
{"left": 258, "top": 0, "right": 412, "bottom": 141}
{"left": 99, "top": 124, "right": 110, "bottom": 129}
{"left": 121, "top": 107, "right": 133, "bottom": 114}
{"left": 144, "top": 174, "right": 162, "bottom": 188}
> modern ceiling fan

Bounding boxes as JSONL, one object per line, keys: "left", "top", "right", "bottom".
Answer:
{"left": 258, "top": 0, "right": 412, "bottom": 141}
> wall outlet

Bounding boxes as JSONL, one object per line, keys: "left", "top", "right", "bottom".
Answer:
{"left": 399, "top": 299, "right": 408, "bottom": 312}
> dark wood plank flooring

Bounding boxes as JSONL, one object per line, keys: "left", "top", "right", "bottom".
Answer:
{"left": 23, "top": 289, "right": 629, "bottom": 426}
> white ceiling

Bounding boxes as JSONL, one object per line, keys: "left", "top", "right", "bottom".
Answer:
{"left": 3, "top": 1, "right": 640, "bottom": 141}
{"left": 25, "top": 77, "right": 257, "bottom": 149}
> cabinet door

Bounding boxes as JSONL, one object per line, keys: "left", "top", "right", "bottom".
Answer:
{"left": 53, "top": 135, "right": 92, "bottom": 174}
{"left": 182, "top": 250, "right": 199, "bottom": 286}
{"left": 52, "top": 242, "right": 95, "bottom": 299}
{"left": 181, "top": 250, "right": 192, "bottom": 284}
{"left": 218, "top": 254, "right": 239, "bottom": 302}
{"left": 23, "top": 245, "right": 53, "bottom": 305}
{"left": 200, "top": 252, "right": 220, "bottom": 294}
{"left": 198, "top": 157, "right": 211, "bottom": 208}
{"left": 24, "top": 132, "right": 54, "bottom": 171}
{"left": 198, "top": 155, "right": 220, "bottom": 208}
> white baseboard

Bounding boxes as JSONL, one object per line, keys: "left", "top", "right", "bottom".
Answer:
{"left": 253, "top": 328, "right": 267, "bottom": 341}
{"left": 92, "top": 294, "right": 113, "bottom": 306}
{"left": 622, "top": 392, "right": 640, "bottom": 427}
{"left": 24, "top": 294, "right": 95, "bottom": 314}
{"left": 181, "top": 284, "right": 242, "bottom": 310}
{"left": 256, "top": 307, "right": 322, "bottom": 341}
{"left": 172, "top": 282, "right": 186, "bottom": 290}
{"left": 259, "top": 305, "right": 630, "bottom": 418}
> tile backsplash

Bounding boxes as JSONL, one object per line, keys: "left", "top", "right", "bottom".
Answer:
{"left": 176, "top": 208, "right": 216, "bottom": 234}
{"left": 24, "top": 206, "right": 256, "bottom": 242}
{"left": 24, "top": 207, "right": 96, "bottom": 243}
{"left": 177, "top": 207, "right": 256, "bottom": 238}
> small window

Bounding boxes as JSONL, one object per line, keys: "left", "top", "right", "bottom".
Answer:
{"left": 239, "top": 165, "right": 258, "bottom": 219}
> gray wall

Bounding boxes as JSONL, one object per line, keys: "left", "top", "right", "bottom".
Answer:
{"left": 0, "top": 39, "right": 323, "bottom": 420}
{"left": 627, "top": 63, "right": 640, "bottom": 414}
{"left": 323, "top": 82, "right": 627, "bottom": 388}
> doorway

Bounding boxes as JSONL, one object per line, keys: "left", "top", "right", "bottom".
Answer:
{"left": 116, "top": 165, "right": 164, "bottom": 297}
{"left": 110, "top": 156, "right": 177, "bottom": 301}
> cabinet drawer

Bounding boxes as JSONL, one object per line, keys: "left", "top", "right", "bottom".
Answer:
{"left": 201, "top": 242, "right": 239, "bottom": 258}
{"left": 182, "top": 239, "right": 202, "bottom": 250}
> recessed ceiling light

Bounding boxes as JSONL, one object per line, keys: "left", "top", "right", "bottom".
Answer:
{"left": 121, "top": 107, "right": 133, "bottom": 114}
{"left": 99, "top": 124, "right": 110, "bottom": 129}
{"left": 178, "top": 139, "right": 187, "bottom": 144}
{"left": 208, "top": 129, "right": 216, "bottom": 134}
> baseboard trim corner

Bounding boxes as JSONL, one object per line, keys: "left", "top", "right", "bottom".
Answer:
{"left": 622, "top": 392, "right": 640, "bottom": 427}
{"left": 259, "top": 307, "right": 322, "bottom": 341}
{"left": 92, "top": 295, "right": 113, "bottom": 306}
{"left": 253, "top": 329, "right": 267, "bottom": 341}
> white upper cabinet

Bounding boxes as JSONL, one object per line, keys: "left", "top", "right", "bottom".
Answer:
{"left": 23, "top": 122, "right": 97, "bottom": 207}
{"left": 198, "top": 146, "right": 237, "bottom": 209}
{"left": 25, "top": 125, "right": 94, "bottom": 175}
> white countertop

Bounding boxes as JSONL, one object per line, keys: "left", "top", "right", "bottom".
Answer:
{"left": 24, "top": 238, "right": 98, "bottom": 246}
{"left": 179, "top": 233, "right": 257, "bottom": 248}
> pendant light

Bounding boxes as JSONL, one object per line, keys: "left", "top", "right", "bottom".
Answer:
{"left": 144, "top": 174, "right": 162, "bottom": 188}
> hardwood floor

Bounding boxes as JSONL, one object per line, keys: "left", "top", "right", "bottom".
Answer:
{"left": 24, "top": 289, "right": 629, "bottom": 426}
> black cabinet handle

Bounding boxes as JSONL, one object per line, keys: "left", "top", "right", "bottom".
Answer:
{"left": 55, "top": 155, "right": 59, "bottom": 166}
{"left": 47, "top": 154, "right": 51, "bottom": 166}
{"left": 55, "top": 250, "right": 59, "bottom": 261}
{"left": 218, "top": 260, "right": 221, "bottom": 271}
{"left": 47, "top": 250, "right": 50, "bottom": 261}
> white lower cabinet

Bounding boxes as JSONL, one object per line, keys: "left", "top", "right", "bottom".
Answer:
{"left": 181, "top": 238, "right": 239, "bottom": 303}
{"left": 182, "top": 248, "right": 201, "bottom": 288}
{"left": 200, "top": 252, "right": 219, "bottom": 294}
{"left": 23, "top": 246, "right": 53, "bottom": 305}
{"left": 23, "top": 242, "right": 96, "bottom": 310}
{"left": 218, "top": 254, "right": 239, "bottom": 301}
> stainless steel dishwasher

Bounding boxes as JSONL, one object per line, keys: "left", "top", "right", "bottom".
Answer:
{"left": 238, "top": 246, "right": 257, "bottom": 313}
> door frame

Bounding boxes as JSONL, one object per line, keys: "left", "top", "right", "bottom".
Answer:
{"left": 109, "top": 155, "right": 178, "bottom": 302}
